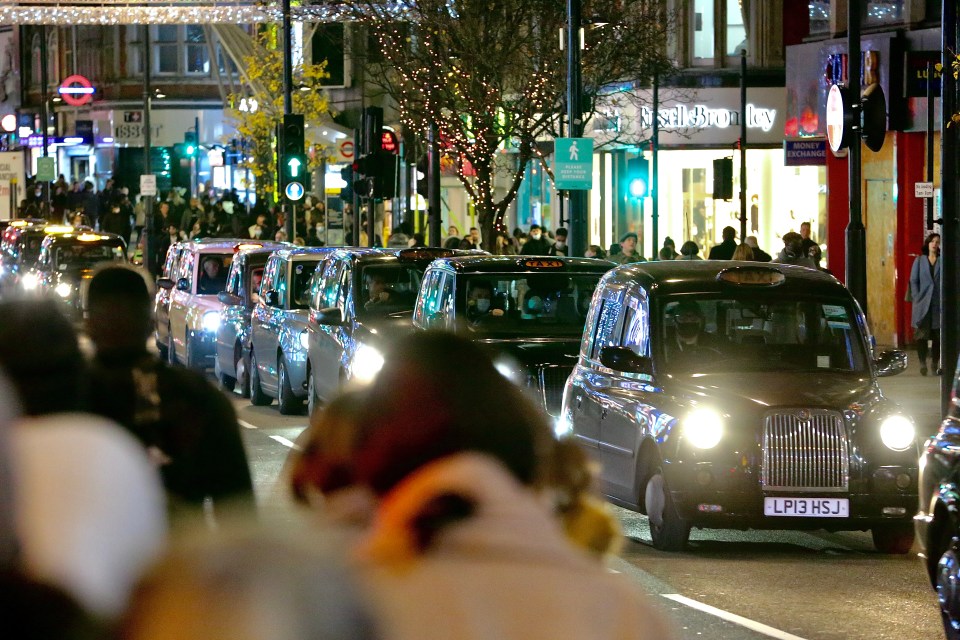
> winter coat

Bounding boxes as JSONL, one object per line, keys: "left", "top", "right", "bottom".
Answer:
{"left": 773, "top": 249, "right": 817, "bottom": 269}
{"left": 520, "top": 237, "right": 552, "bottom": 255}
{"left": 910, "top": 254, "right": 941, "bottom": 329}
{"left": 356, "top": 453, "right": 677, "bottom": 640}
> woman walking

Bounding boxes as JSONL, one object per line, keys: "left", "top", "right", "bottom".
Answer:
{"left": 909, "top": 233, "right": 942, "bottom": 376}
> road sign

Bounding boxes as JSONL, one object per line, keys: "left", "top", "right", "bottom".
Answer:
{"left": 915, "top": 182, "right": 934, "bottom": 199}
{"left": 36, "top": 157, "right": 55, "bottom": 182}
{"left": 140, "top": 174, "right": 157, "bottom": 197}
{"left": 554, "top": 138, "right": 593, "bottom": 190}
{"left": 58, "top": 74, "right": 95, "bottom": 107}
{"left": 337, "top": 139, "right": 355, "bottom": 163}
{"left": 285, "top": 181, "right": 305, "bottom": 201}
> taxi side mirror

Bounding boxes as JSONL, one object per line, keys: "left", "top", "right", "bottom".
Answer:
{"left": 599, "top": 346, "right": 653, "bottom": 376}
{"left": 875, "top": 349, "right": 907, "bottom": 378}
{"left": 218, "top": 291, "right": 242, "bottom": 306}
{"left": 176, "top": 278, "right": 190, "bottom": 292}
{"left": 312, "top": 306, "right": 344, "bottom": 326}
{"left": 157, "top": 277, "right": 174, "bottom": 290}
{"left": 264, "top": 290, "right": 280, "bottom": 307}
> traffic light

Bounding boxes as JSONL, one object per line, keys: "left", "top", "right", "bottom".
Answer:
{"left": 184, "top": 131, "right": 197, "bottom": 157}
{"left": 626, "top": 155, "right": 649, "bottom": 199}
{"left": 352, "top": 149, "right": 396, "bottom": 200}
{"left": 278, "top": 114, "right": 309, "bottom": 202}
{"left": 713, "top": 157, "right": 733, "bottom": 200}
{"left": 340, "top": 163, "right": 354, "bottom": 201}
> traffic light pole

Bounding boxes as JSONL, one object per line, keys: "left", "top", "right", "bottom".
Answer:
{"left": 941, "top": 0, "right": 959, "bottom": 416}
{"left": 282, "top": 0, "right": 294, "bottom": 241}
{"left": 566, "top": 0, "right": 587, "bottom": 258}
{"left": 428, "top": 122, "right": 441, "bottom": 247}
{"left": 845, "top": 1, "right": 867, "bottom": 314}
{"left": 739, "top": 50, "right": 748, "bottom": 243}
{"left": 142, "top": 25, "right": 154, "bottom": 273}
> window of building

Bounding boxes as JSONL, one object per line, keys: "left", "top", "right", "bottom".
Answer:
{"left": 691, "top": 0, "right": 749, "bottom": 66}
{"left": 185, "top": 25, "right": 209, "bottom": 75}
{"left": 808, "top": 0, "right": 830, "bottom": 34}
{"left": 216, "top": 43, "right": 239, "bottom": 76}
{"left": 692, "top": 0, "right": 715, "bottom": 63}
{"left": 155, "top": 25, "right": 179, "bottom": 74}
{"left": 864, "top": 1, "right": 903, "bottom": 26}
{"left": 725, "top": 0, "right": 746, "bottom": 57}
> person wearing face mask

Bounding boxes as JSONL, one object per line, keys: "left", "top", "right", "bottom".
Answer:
{"left": 665, "top": 301, "right": 724, "bottom": 370}
{"left": 466, "top": 281, "right": 501, "bottom": 322}
{"left": 520, "top": 224, "right": 551, "bottom": 255}
{"left": 547, "top": 228, "right": 569, "bottom": 257}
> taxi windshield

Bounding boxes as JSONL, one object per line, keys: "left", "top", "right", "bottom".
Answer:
{"left": 357, "top": 263, "right": 425, "bottom": 318}
{"left": 21, "top": 235, "right": 44, "bottom": 263}
{"left": 55, "top": 244, "right": 125, "bottom": 269}
{"left": 460, "top": 272, "right": 602, "bottom": 337}
{"left": 659, "top": 294, "right": 869, "bottom": 374}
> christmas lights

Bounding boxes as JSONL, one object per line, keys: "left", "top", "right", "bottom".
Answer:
{"left": 0, "top": 2, "right": 361, "bottom": 24}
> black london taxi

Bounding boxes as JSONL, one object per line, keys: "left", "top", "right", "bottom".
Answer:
{"left": 305, "top": 247, "right": 480, "bottom": 416}
{"left": 917, "top": 355, "right": 960, "bottom": 638}
{"left": 563, "top": 261, "right": 917, "bottom": 552}
{"left": 32, "top": 230, "right": 127, "bottom": 319}
{"left": 0, "top": 222, "right": 81, "bottom": 294}
{"left": 214, "top": 241, "right": 288, "bottom": 396}
{"left": 413, "top": 255, "right": 615, "bottom": 420}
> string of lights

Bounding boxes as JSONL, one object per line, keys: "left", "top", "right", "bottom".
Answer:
{"left": 0, "top": 2, "right": 360, "bottom": 24}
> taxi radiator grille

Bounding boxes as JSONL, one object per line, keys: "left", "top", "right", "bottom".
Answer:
{"left": 538, "top": 365, "right": 573, "bottom": 417}
{"left": 761, "top": 410, "right": 849, "bottom": 492}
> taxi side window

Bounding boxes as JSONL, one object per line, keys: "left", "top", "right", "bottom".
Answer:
{"left": 436, "top": 273, "right": 454, "bottom": 329}
{"left": 419, "top": 272, "right": 449, "bottom": 328}
{"left": 413, "top": 270, "right": 437, "bottom": 327}
{"left": 226, "top": 262, "right": 241, "bottom": 296}
{"left": 338, "top": 265, "right": 351, "bottom": 313}
{"left": 319, "top": 260, "right": 343, "bottom": 310}
{"left": 588, "top": 288, "right": 625, "bottom": 362}
{"left": 620, "top": 289, "right": 651, "bottom": 357}
{"left": 179, "top": 251, "right": 196, "bottom": 288}
{"left": 262, "top": 257, "right": 280, "bottom": 306}
{"left": 275, "top": 259, "right": 289, "bottom": 308}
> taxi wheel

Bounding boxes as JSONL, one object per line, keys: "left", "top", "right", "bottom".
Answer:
{"left": 307, "top": 369, "right": 319, "bottom": 418}
{"left": 936, "top": 535, "right": 960, "bottom": 640}
{"left": 249, "top": 350, "right": 271, "bottom": 407}
{"left": 215, "top": 355, "right": 236, "bottom": 392}
{"left": 277, "top": 358, "right": 303, "bottom": 416}
{"left": 167, "top": 329, "right": 178, "bottom": 366}
{"left": 235, "top": 351, "right": 250, "bottom": 399}
{"left": 872, "top": 523, "right": 915, "bottom": 554}
{"left": 645, "top": 469, "right": 690, "bottom": 551}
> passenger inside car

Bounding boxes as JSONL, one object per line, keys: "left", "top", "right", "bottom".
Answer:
{"left": 466, "top": 281, "right": 502, "bottom": 322}
{"left": 198, "top": 257, "right": 227, "bottom": 295}
{"left": 249, "top": 268, "right": 263, "bottom": 305}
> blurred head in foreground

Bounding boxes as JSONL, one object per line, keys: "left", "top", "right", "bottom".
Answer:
{"left": 122, "top": 530, "right": 378, "bottom": 640}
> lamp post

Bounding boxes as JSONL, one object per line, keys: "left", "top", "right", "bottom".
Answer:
{"left": 845, "top": 1, "right": 867, "bottom": 313}
{"left": 566, "top": 0, "right": 587, "bottom": 258}
{"left": 142, "top": 25, "right": 154, "bottom": 273}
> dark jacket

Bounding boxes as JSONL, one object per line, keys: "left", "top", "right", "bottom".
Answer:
{"left": 86, "top": 350, "right": 255, "bottom": 520}
{"left": 520, "top": 237, "right": 552, "bottom": 255}
{"left": 707, "top": 239, "right": 737, "bottom": 260}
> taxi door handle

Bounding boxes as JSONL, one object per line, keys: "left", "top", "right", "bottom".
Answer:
{"left": 575, "top": 395, "right": 582, "bottom": 409}
{"left": 601, "top": 407, "right": 607, "bottom": 419}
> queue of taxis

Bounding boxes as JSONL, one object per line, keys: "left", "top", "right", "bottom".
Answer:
{"left": 304, "top": 247, "right": 479, "bottom": 416}
{"left": 247, "top": 247, "right": 334, "bottom": 414}
{"left": 30, "top": 230, "right": 128, "bottom": 319}
{"left": 561, "top": 261, "right": 917, "bottom": 552}
{"left": 0, "top": 221, "right": 82, "bottom": 294}
{"left": 214, "top": 241, "right": 288, "bottom": 396}
{"left": 155, "top": 240, "right": 236, "bottom": 371}
{"left": 412, "top": 255, "right": 615, "bottom": 420}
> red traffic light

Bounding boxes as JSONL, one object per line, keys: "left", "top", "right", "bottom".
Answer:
{"left": 381, "top": 130, "right": 399, "bottom": 154}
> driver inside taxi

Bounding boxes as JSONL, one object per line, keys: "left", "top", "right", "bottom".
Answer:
{"left": 666, "top": 301, "right": 723, "bottom": 363}
{"left": 249, "top": 269, "right": 263, "bottom": 304}
{"left": 364, "top": 272, "right": 393, "bottom": 309}
{"left": 466, "top": 281, "right": 502, "bottom": 321}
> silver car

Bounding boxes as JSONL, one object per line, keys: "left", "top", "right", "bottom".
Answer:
{"left": 249, "top": 247, "right": 334, "bottom": 414}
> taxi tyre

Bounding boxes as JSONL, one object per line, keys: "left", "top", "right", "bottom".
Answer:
{"left": 307, "top": 368, "right": 318, "bottom": 418}
{"left": 871, "top": 522, "right": 915, "bottom": 554}
{"left": 645, "top": 467, "right": 690, "bottom": 551}
{"left": 215, "top": 353, "right": 236, "bottom": 392}
{"left": 235, "top": 348, "right": 250, "bottom": 398}
{"left": 249, "top": 349, "right": 271, "bottom": 406}
{"left": 936, "top": 531, "right": 960, "bottom": 640}
{"left": 277, "top": 357, "right": 303, "bottom": 415}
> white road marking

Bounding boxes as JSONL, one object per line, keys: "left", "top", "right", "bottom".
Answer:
{"left": 238, "top": 419, "right": 258, "bottom": 430}
{"left": 269, "top": 435, "right": 300, "bottom": 450}
{"left": 661, "top": 594, "right": 809, "bottom": 640}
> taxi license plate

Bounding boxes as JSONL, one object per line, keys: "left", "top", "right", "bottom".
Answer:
{"left": 764, "top": 497, "right": 849, "bottom": 518}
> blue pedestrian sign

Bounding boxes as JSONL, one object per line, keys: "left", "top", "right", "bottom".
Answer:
{"left": 554, "top": 138, "right": 593, "bottom": 190}
{"left": 285, "top": 181, "right": 305, "bottom": 202}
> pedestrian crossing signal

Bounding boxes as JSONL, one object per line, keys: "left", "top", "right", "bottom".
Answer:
{"left": 627, "top": 156, "right": 649, "bottom": 199}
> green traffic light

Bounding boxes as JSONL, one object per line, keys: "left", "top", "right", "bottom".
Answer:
{"left": 286, "top": 156, "right": 302, "bottom": 178}
{"left": 185, "top": 144, "right": 196, "bottom": 156}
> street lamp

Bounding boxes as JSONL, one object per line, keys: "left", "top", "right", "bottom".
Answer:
{"left": 566, "top": 0, "right": 586, "bottom": 258}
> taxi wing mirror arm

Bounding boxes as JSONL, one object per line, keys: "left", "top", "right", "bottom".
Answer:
{"left": 599, "top": 346, "right": 653, "bottom": 376}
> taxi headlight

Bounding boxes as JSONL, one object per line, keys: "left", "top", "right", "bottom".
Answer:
{"left": 201, "top": 311, "right": 221, "bottom": 332}
{"left": 554, "top": 414, "right": 573, "bottom": 438}
{"left": 880, "top": 415, "right": 915, "bottom": 451}
{"left": 682, "top": 407, "right": 723, "bottom": 449}
{"left": 298, "top": 329, "right": 310, "bottom": 351}
{"left": 21, "top": 273, "right": 39, "bottom": 290}
{"left": 351, "top": 343, "right": 385, "bottom": 385}
{"left": 54, "top": 282, "right": 72, "bottom": 298}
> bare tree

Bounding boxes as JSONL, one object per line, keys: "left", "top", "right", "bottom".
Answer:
{"left": 347, "top": 0, "right": 676, "bottom": 250}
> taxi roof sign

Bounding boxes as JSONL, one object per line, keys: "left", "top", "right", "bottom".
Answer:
{"left": 76, "top": 233, "right": 106, "bottom": 242}
{"left": 44, "top": 225, "right": 76, "bottom": 234}
{"left": 522, "top": 258, "right": 564, "bottom": 269}
{"left": 717, "top": 266, "right": 786, "bottom": 287}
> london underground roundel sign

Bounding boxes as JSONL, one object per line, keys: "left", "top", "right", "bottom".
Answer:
{"left": 58, "top": 75, "right": 95, "bottom": 107}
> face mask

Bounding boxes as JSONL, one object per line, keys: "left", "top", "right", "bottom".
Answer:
{"left": 676, "top": 320, "right": 701, "bottom": 341}
{"left": 530, "top": 232, "right": 542, "bottom": 241}
{"left": 476, "top": 299, "right": 491, "bottom": 313}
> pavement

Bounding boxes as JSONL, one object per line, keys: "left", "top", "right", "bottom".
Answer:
{"left": 875, "top": 347, "right": 948, "bottom": 440}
